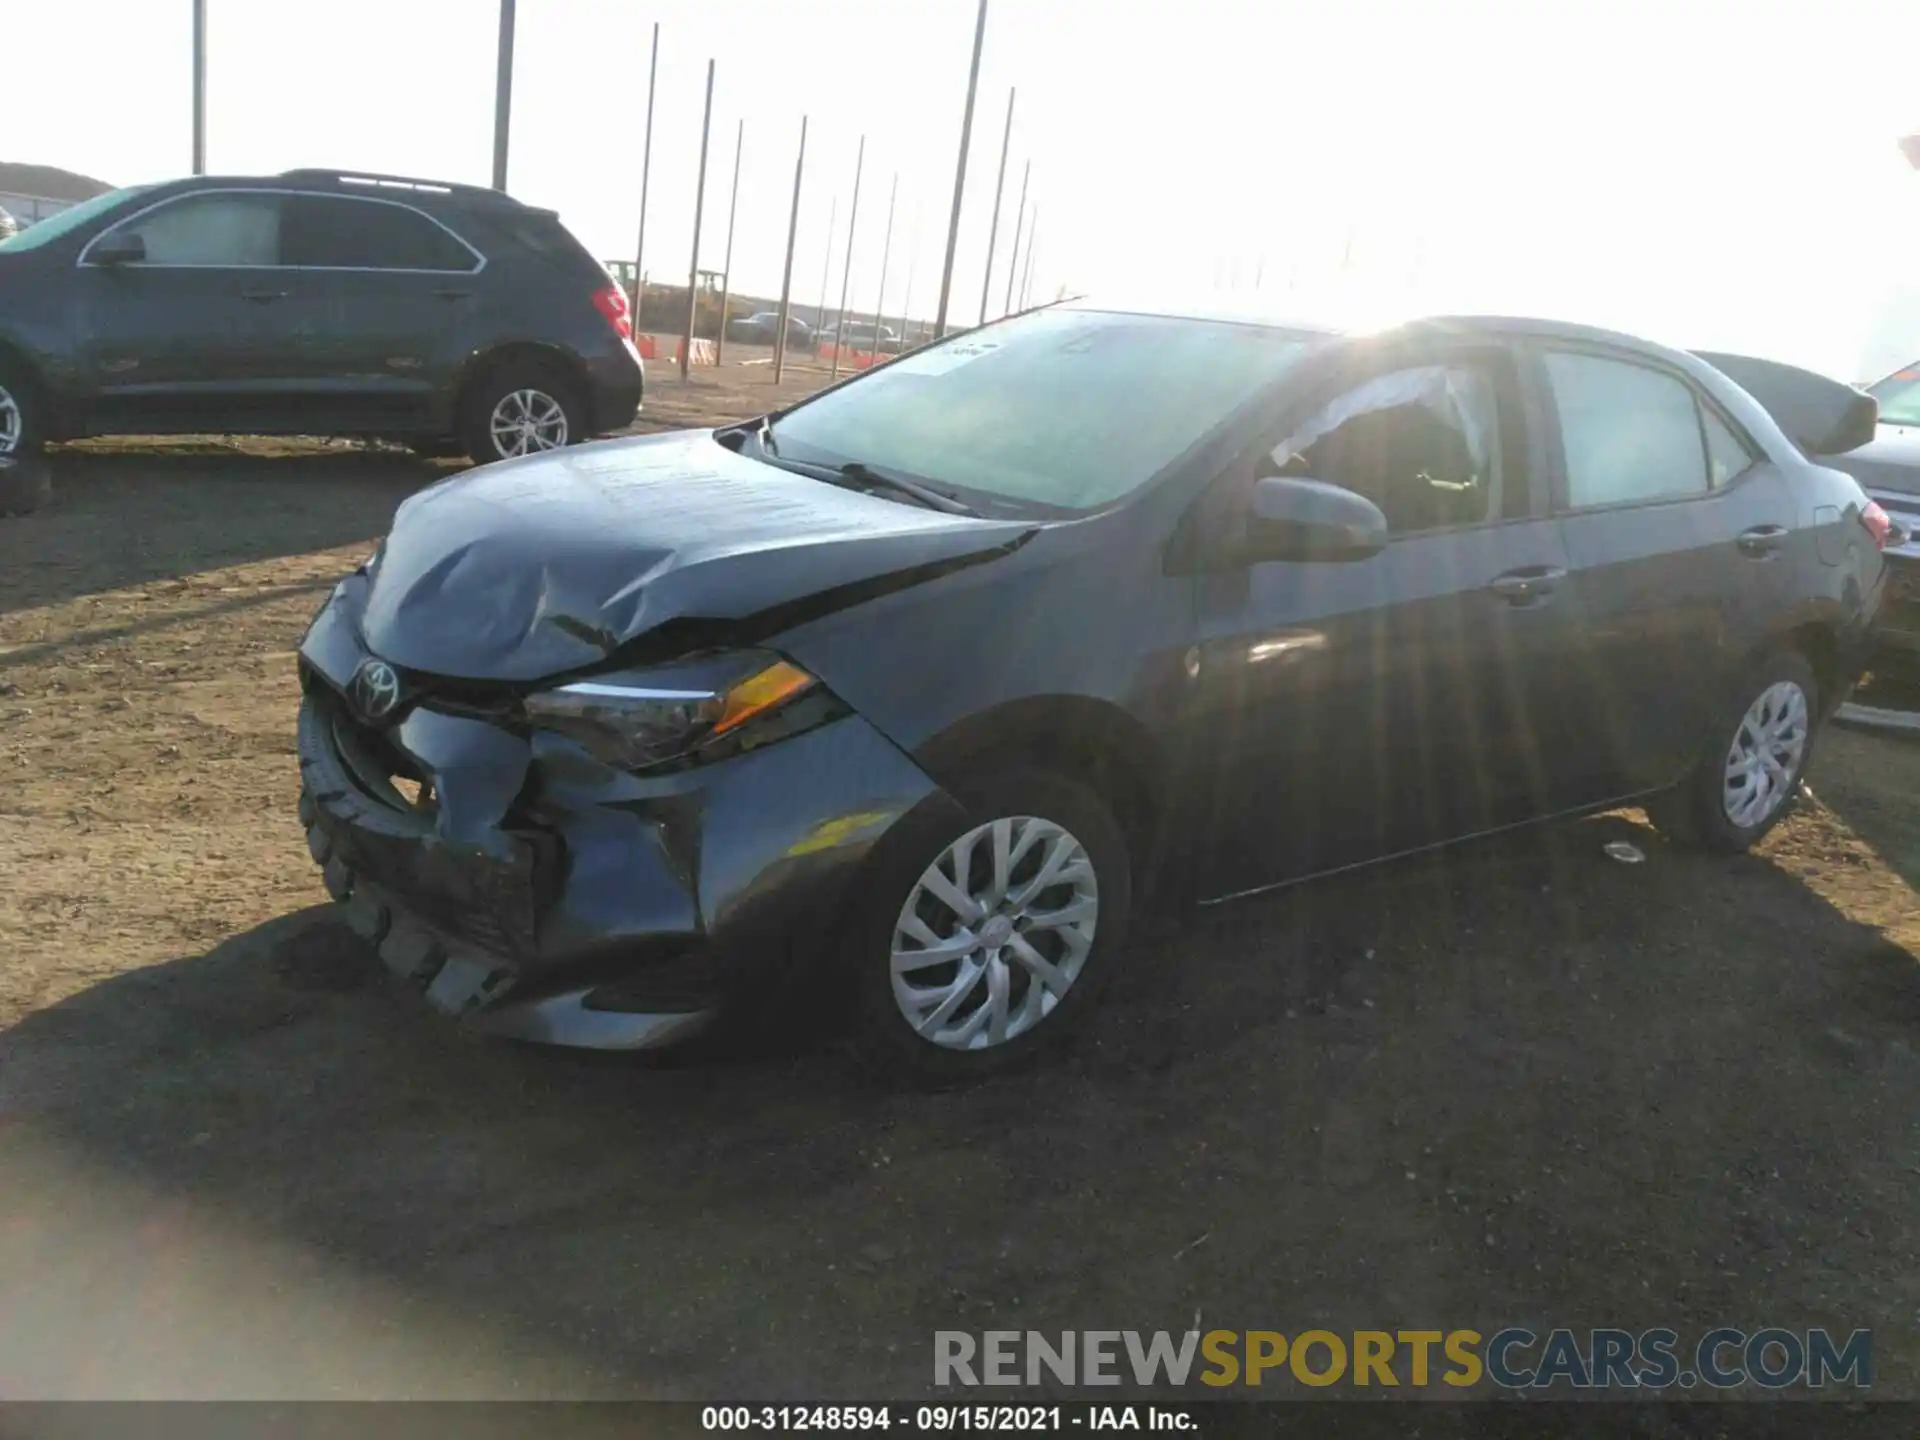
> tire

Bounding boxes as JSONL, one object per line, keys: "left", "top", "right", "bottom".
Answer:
{"left": 0, "top": 358, "right": 47, "bottom": 459}
{"left": 1647, "top": 650, "right": 1820, "bottom": 852}
{"left": 846, "top": 768, "right": 1133, "bottom": 1086}
{"left": 456, "top": 359, "right": 586, "bottom": 467}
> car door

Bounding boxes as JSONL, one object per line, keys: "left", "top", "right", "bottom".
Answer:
{"left": 72, "top": 189, "right": 289, "bottom": 433}
{"left": 1186, "top": 340, "right": 1581, "bottom": 898}
{"left": 268, "top": 191, "right": 485, "bottom": 432}
{"left": 1531, "top": 345, "right": 1800, "bottom": 799}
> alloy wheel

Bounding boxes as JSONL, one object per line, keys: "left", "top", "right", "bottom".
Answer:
{"left": 890, "top": 815, "right": 1099, "bottom": 1051}
{"left": 1722, "top": 680, "right": 1809, "bottom": 829}
{"left": 0, "top": 385, "right": 20, "bottom": 456}
{"left": 488, "top": 389, "right": 569, "bottom": 458}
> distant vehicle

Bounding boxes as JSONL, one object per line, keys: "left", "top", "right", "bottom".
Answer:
{"left": 821, "top": 320, "right": 902, "bottom": 354}
{"left": 0, "top": 169, "right": 644, "bottom": 465}
{"left": 1814, "top": 360, "right": 1920, "bottom": 657}
{"left": 296, "top": 304, "right": 1886, "bottom": 1081}
{"left": 727, "top": 310, "right": 815, "bottom": 351}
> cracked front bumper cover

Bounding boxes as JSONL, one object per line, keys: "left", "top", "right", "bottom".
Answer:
{"left": 295, "top": 643, "right": 950, "bottom": 1049}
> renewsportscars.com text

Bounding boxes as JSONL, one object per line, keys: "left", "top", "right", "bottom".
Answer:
{"left": 933, "top": 1328, "right": 1872, "bottom": 1391}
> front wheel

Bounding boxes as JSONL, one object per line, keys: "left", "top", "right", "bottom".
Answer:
{"left": 0, "top": 361, "right": 47, "bottom": 459}
{"left": 1647, "top": 651, "right": 1819, "bottom": 852}
{"left": 846, "top": 769, "right": 1132, "bottom": 1085}
{"left": 457, "top": 363, "right": 586, "bottom": 466}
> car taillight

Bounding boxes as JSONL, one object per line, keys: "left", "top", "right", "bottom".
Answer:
{"left": 592, "top": 284, "right": 633, "bottom": 340}
{"left": 1861, "top": 499, "right": 1893, "bottom": 549}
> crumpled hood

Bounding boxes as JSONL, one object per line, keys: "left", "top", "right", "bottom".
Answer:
{"left": 359, "top": 430, "right": 1035, "bottom": 681}
{"left": 1824, "top": 425, "right": 1920, "bottom": 497}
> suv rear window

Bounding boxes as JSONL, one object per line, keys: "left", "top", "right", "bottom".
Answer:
{"left": 466, "top": 209, "right": 604, "bottom": 280}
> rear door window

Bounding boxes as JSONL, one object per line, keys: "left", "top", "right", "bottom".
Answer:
{"left": 278, "top": 194, "right": 478, "bottom": 271}
{"left": 1544, "top": 352, "right": 1711, "bottom": 508}
{"left": 1701, "top": 407, "right": 1758, "bottom": 488}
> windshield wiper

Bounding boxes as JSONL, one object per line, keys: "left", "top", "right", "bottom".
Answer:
{"left": 832, "top": 461, "right": 979, "bottom": 516}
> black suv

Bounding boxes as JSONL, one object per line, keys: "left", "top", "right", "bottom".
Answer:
{"left": 0, "top": 170, "right": 644, "bottom": 465}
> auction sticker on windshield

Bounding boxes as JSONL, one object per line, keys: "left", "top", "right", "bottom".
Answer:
{"left": 890, "top": 338, "right": 1004, "bottom": 375}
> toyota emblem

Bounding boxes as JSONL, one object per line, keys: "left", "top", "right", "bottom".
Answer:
{"left": 352, "top": 659, "right": 403, "bottom": 722}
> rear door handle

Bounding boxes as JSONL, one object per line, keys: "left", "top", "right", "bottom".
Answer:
{"left": 432, "top": 288, "right": 475, "bottom": 301}
{"left": 241, "top": 289, "right": 287, "bottom": 303}
{"left": 1489, "top": 566, "right": 1567, "bottom": 605}
{"left": 1736, "top": 524, "right": 1788, "bottom": 558}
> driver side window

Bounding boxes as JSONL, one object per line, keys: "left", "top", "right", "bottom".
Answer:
{"left": 1272, "top": 364, "right": 1504, "bottom": 535}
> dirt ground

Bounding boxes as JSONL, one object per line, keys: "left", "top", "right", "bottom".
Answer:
{"left": 1, "top": 365, "right": 1918, "bottom": 1400}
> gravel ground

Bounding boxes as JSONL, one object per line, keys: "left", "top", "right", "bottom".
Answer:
{"left": 0, "top": 369, "right": 1916, "bottom": 1400}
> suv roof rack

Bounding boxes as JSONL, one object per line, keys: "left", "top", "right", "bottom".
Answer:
{"left": 277, "top": 169, "right": 524, "bottom": 206}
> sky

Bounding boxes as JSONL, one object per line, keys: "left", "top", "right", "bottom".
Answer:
{"left": 13, "top": 0, "right": 1920, "bottom": 379}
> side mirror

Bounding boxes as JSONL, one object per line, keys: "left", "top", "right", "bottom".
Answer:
{"left": 88, "top": 231, "right": 145, "bottom": 267}
{"left": 1246, "top": 476, "right": 1387, "bottom": 563}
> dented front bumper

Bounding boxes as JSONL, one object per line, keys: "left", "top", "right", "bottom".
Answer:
{"left": 295, "top": 587, "right": 950, "bottom": 1049}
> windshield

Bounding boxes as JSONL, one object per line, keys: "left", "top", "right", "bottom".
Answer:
{"left": 766, "top": 308, "right": 1320, "bottom": 511}
{"left": 1870, "top": 365, "right": 1920, "bottom": 427}
{"left": 0, "top": 186, "right": 153, "bottom": 253}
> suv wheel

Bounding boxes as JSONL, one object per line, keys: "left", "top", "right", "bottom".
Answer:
{"left": 0, "top": 361, "right": 45, "bottom": 458}
{"left": 1647, "top": 650, "right": 1819, "bottom": 852}
{"left": 847, "top": 769, "right": 1132, "bottom": 1085}
{"left": 459, "top": 362, "right": 584, "bottom": 466}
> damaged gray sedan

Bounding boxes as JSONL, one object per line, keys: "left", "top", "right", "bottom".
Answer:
{"left": 298, "top": 304, "right": 1887, "bottom": 1081}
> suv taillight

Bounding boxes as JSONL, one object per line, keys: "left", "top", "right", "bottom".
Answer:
{"left": 1861, "top": 499, "right": 1893, "bottom": 550}
{"left": 592, "top": 284, "right": 634, "bottom": 340}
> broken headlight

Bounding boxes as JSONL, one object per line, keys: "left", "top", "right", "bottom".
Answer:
{"left": 523, "top": 653, "right": 824, "bottom": 771}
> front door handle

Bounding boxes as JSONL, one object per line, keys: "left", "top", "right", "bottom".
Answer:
{"left": 432, "top": 288, "right": 476, "bottom": 301}
{"left": 1489, "top": 565, "right": 1567, "bottom": 605}
{"left": 1736, "top": 524, "right": 1788, "bottom": 558}
{"left": 241, "top": 289, "right": 288, "bottom": 303}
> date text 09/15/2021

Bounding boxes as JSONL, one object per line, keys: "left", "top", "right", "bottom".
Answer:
{"left": 701, "top": 1406, "right": 1191, "bottom": 1432}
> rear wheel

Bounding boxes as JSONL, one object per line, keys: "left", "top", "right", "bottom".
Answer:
{"left": 457, "top": 360, "right": 585, "bottom": 466}
{"left": 1647, "top": 651, "right": 1818, "bottom": 852}
{"left": 847, "top": 769, "right": 1132, "bottom": 1085}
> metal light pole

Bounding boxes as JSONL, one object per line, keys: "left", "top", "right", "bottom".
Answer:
{"left": 1002, "top": 159, "right": 1029, "bottom": 316}
{"left": 491, "top": 0, "right": 516, "bottom": 191}
{"left": 815, "top": 196, "right": 837, "bottom": 332}
{"left": 1019, "top": 207, "right": 1037, "bottom": 308}
{"left": 773, "top": 116, "right": 808, "bottom": 384}
{"left": 977, "top": 87, "right": 1015, "bottom": 325}
{"left": 681, "top": 59, "right": 716, "bottom": 382}
{"left": 190, "top": 0, "right": 208, "bottom": 174}
{"left": 872, "top": 174, "right": 898, "bottom": 355}
{"left": 632, "top": 21, "right": 660, "bottom": 319}
{"left": 933, "top": 0, "right": 989, "bottom": 336}
{"left": 829, "top": 135, "right": 866, "bottom": 381}
{"left": 898, "top": 228, "right": 918, "bottom": 349}
{"left": 715, "top": 119, "right": 745, "bottom": 367}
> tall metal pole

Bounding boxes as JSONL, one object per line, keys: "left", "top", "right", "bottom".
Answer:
{"left": 190, "top": 0, "right": 208, "bottom": 174}
{"left": 1019, "top": 207, "right": 1037, "bottom": 308}
{"left": 632, "top": 22, "right": 659, "bottom": 319}
{"left": 872, "top": 174, "right": 898, "bottom": 357}
{"left": 715, "top": 119, "right": 745, "bottom": 367}
{"left": 491, "top": 0, "right": 516, "bottom": 191}
{"left": 898, "top": 228, "right": 918, "bottom": 349}
{"left": 815, "top": 196, "right": 837, "bottom": 332}
{"left": 976, "top": 87, "right": 1015, "bottom": 325}
{"left": 1002, "top": 159, "right": 1029, "bottom": 316}
{"left": 933, "top": 0, "right": 989, "bottom": 337}
{"left": 773, "top": 116, "right": 808, "bottom": 385}
{"left": 681, "top": 59, "right": 716, "bottom": 382}
{"left": 829, "top": 135, "right": 866, "bottom": 381}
